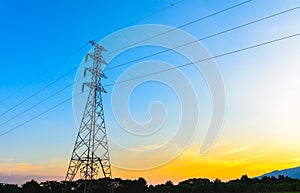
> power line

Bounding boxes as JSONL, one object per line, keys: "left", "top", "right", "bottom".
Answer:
{"left": 0, "top": 0, "right": 185, "bottom": 114}
{"left": 0, "top": 75, "right": 87, "bottom": 127}
{"left": 0, "top": 70, "right": 90, "bottom": 129}
{"left": 0, "top": 0, "right": 251, "bottom": 119}
{"left": 105, "top": 5, "right": 300, "bottom": 72}
{"left": 0, "top": 92, "right": 84, "bottom": 137}
{"left": 93, "top": 0, "right": 190, "bottom": 45}
{"left": 0, "top": 0, "right": 183, "bottom": 108}
{"left": 102, "top": 0, "right": 253, "bottom": 57}
{"left": 1, "top": 3, "right": 298, "bottom": 124}
{"left": 0, "top": 82, "right": 74, "bottom": 127}
{"left": 0, "top": 65, "right": 79, "bottom": 118}
{"left": 0, "top": 0, "right": 183, "bottom": 109}
{"left": 103, "top": 32, "right": 300, "bottom": 87}
{"left": 1, "top": 31, "right": 299, "bottom": 137}
{"left": 0, "top": 44, "right": 87, "bottom": 105}
{"left": 136, "top": 0, "right": 187, "bottom": 22}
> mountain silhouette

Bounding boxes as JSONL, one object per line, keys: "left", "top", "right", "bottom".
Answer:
{"left": 258, "top": 166, "right": 300, "bottom": 179}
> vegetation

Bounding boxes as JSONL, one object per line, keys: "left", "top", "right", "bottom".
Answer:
{"left": 1, "top": 175, "right": 300, "bottom": 193}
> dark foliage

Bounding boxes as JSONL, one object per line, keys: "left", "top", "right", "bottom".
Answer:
{"left": 0, "top": 175, "right": 300, "bottom": 193}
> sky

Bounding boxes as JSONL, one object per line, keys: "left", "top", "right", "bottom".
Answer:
{"left": 1, "top": 0, "right": 300, "bottom": 185}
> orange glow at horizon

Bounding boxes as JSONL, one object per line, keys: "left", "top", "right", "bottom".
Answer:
{"left": 109, "top": 141, "right": 300, "bottom": 185}
{"left": 2, "top": 140, "right": 300, "bottom": 185}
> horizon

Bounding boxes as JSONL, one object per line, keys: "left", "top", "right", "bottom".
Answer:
{"left": 0, "top": 170, "right": 298, "bottom": 186}
{"left": 1, "top": 0, "right": 300, "bottom": 187}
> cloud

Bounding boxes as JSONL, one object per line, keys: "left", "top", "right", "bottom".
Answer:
{"left": 235, "top": 155, "right": 263, "bottom": 163}
{"left": 133, "top": 144, "right": 163, "bottom": 151}
{"left": 223, "top": 147, "right": 249, "bottom": 155}
{"left": 0, "top": 161, "right": 63, "bottom": 185}
{"left": 0, "top": 173, "right": 63, "bottom": 185}
{"left": 0, "top": 162, "right": 43, "bottom": 173}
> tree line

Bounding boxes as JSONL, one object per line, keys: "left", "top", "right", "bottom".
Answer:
{"left": 1, "top": 175, "right": 300, "bottom": 193}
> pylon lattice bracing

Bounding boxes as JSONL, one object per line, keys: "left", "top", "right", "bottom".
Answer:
{"left": 65, "top": 41, "right": 113, "bottom": 193}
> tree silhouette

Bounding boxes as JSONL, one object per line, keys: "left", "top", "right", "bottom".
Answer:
{"left": 21, "top": 179, "right": 41, "bottom": 193}
{"left": 1, "top": 175, "right": 300, "bottom": 193}
{"left": 0, "top": 183, "right": 20, "bottom": 193}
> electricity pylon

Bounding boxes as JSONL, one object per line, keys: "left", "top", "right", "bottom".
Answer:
{"left": 65, "top": 40, "right": 113, "bottom": 193}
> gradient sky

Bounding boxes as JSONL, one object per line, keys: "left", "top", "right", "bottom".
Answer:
{"left": 1, "top": 0, "right": 300, "bottom": 185}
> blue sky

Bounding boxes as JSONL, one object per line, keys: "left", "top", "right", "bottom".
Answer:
{"left": 1, "top": 0, "right": 300, "bottom": 185}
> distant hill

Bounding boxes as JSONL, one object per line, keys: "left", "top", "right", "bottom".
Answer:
{"left": 258, "top": 166, "right": 300, "bottom": 179}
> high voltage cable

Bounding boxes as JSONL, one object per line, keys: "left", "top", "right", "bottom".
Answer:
{"left": 104, "top": 32, "right": 300, "bottom": 87}
{"left": 0, "top": 66, "right": 79, "bottom": 118}
{"left": 0, "top": 76, "right": 85, "bottom": 127}
{"left": 133, "top": 0, "right": 187, "bottom": 24}
{"left": 104, "top": 5, "right": 300, "bottom": 72}
{"left": 0, "top": 0, "right": 183, "bottom": 107}
{"left": 0, "top": 44, "right": 87, "bottom": 105}
{"left": 1, "top": 32, "right": 300, "bottom": 137}
{"left": 1, "top": 3, "right": 298, "bottom": 125}
{"left": 102, "top": 0, "right": 252, "bottom": 57}
{"left": 0, "top": 0, "right": 251, "bottom": 118}
{"left": 0, "top": 92, "right": 85, "bottom": 137}
{"left": 93, "top": 0, "right": 188, "bottom": 41}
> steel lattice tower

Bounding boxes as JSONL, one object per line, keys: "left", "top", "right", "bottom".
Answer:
{"left": 65, "top": 41, "right": 113, "bottom": 193}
